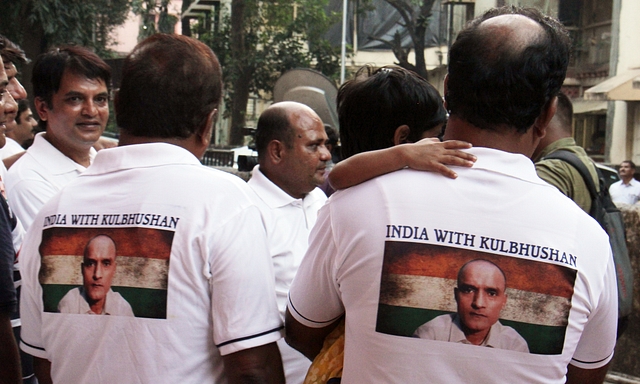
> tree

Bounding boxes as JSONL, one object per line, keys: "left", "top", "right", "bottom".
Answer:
{"left": 0, "top": 0, "right": 131, "bottom": 97}
{"left": 367, "top": 0, "right": 438, "bottom": 79}
{"left": 197, "top": 0, "right": 342, "bottom": 146}
{"left": 0, "top": 0, "right": 131, "bottom": 57}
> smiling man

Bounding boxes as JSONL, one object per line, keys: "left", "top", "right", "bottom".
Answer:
{"left": 248, "top": 101, "right": 330, "bottom": 383}
{"left": 413, "top": 259, "right": 528, "bottom": 352}
{"left": 58, "top": 235, "right": 133, "bottom": 316}
{"left": 5, "top": 46, "right": 110, "bottom": 229}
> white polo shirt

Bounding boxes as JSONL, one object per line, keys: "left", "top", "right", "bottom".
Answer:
{"left": 6, "top": 132, "right": 96, "bottom": 230}
{"left": 0, "top": 138, "right": 24, "bottom": 159}
{"left": 289, "top": 147, "right": 617, "bottom": 383}
{"left": 248, "top": 164, "right": 326, "bottom": 384}
{"left": 20, "top": 143, "right": 283, "bottom": 383}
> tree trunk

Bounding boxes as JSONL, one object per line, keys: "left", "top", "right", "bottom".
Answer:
{"left": 229, "top": 0, "right": 248, "bottom": 147}
{"left": 20, "top": 9, "right": 46, "bottom": 100}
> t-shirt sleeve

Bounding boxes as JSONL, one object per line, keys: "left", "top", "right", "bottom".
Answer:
{"left": 8, "top": 178, "right": 58, "bottom": 230}
{"left": 570, "top": 247, "right": 618, "bottom": 369}
{"left": 287, "top": 203, "right": 344, "bottom": 328}
{"left": 209, "top": 204, "right": 283, "bottom": 356}
{"left": 18, "top": 219, "right": 46, "bottom": 359}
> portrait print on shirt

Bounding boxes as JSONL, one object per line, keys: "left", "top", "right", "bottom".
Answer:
{"left": 376, "top": 241, "right": 576, "bottom": 355}
{"left": 38, "top": 226, "right": 173, "bottom": 318}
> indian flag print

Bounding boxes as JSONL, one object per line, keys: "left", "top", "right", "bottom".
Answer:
{"left": 376, "top": 241, "right": 576, "bottom": 354}
{"left": 39, "top": 226, "right": 173, "bottom": 319}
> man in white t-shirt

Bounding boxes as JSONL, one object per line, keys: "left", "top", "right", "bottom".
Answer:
{"left": 0, "top": 100, "right": 36, "bottom": 160}
{"left": 248, "top": 101, "right": 330, "bottom": 383}
{"left": 19, "top": 34, "right": 284, "bottom": 383}
{"left": 286, "top": 6, "right": 617, "bottom": 384}
{"left": 609, "top": 160, "right": 640, "bottom": 205}
{"left": 5, "top": 46, "right": 110, "bottom": 230}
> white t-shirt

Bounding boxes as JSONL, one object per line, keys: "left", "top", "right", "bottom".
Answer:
{"left": 5, "top": 132, "right": 96, "bottom": 230}
{"left": 0, "top": 160, "right": 24, "bottom": 254}
{"left": 609, "top": 178, "right": 640, "bottom": 205}
{"left": 247, "top": 165, "right": 326, "bottom": 384}
{"left": 288, "top": 147, "right": 618, "bottom": 384}
{"left": 20, "top": 143, "right": 283, "bottom": 383}
{"left": 0, "top": 137, "right": 24, "bottom": 159}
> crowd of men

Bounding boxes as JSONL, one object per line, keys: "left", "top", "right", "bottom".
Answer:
{"left": 0, "top": 5, "right": 628, "bottom": 384}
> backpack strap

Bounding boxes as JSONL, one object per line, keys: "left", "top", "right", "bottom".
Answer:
{"left": 541, "top": 150, "right": 602, "bottom": 216}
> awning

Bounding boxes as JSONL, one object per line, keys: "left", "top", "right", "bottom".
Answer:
{"left": 584, "top": 69, "right": 640, "bottom": 101}
{"left": 572, "top": 99, "right": 608, "bottom": 114}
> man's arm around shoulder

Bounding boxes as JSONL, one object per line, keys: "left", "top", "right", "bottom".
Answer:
{"left": 222, "top": 342, "right": 284, "bottom": 384}
{"left": 285, "top": 308, "right": 341, "bottom": 361}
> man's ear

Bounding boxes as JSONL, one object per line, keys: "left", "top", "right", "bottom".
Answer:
{"left": 197, "top": 108, "right": 218, "bottom": 148}
{"left": 394, "top": 125, "right": 411, "bottom": 145}
{"left": 533, "top": 96, "right": 558, "bottom": 140}
{"left": 443, "top": 74, "right": 449, "bottom": 111}
{"left": 34, "top": 97, "right": 49, "bottom": 122}
{"left": 266, "top": 140, "right": 286, "bottom": 165}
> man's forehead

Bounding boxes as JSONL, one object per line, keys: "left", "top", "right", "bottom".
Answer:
{"left": 461, "top": 261, "right": 505, "bottom": 285}
{"left": 58, "top": 70, "right": 107, "bottom": 92}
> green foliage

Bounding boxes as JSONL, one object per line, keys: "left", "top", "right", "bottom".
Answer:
{"left": 0, "top": 0, "right": 131, "bottom": 57}
{"left": 196, "top": 0, "right": 342, "bottom": 118}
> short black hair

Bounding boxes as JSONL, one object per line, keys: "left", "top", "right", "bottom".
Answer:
{"left": 32, "top": 46, "right": 112, "bottom": 131}
{"left": 15, "top": 99, "right": 30, "bottom": 124}
{"left": 254, "top": 105, "right": 294, "bottom": 160}
{"left": 338, "top": 65, "right": 446, "bottom": 159}
{"left": 116, "top": 34, "right": 222, "bottom": 139}
{"left": 446, "top": 6, "right": 571, "bottom": 133}
{"left": 622, "top": 160, "right": 636, "bottom": 170}
{"left": 0, "top": 35, "right": 28, "bottom": 65}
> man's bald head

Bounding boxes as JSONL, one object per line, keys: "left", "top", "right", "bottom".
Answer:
{"left": 254, "top": 101, "right": 330, "bottom": 198}
{"left": 446, "top": 6, "right": 570, "bottom": 133}
{"left": 255, "top": 101, "right": 320, "bottom": 158}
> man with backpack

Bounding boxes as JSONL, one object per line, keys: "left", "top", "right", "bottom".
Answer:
{"left": 533, "top": 92, "right": 600, "bottom": 212}
{"left": 533, "top": 91, "right": 632, "bottom": 338}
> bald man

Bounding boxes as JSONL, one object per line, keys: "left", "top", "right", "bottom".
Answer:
{"left": 248, "top": 101, "right": 330, "bottom": 383}
{"left": 286, "top": 6, "right": 616, "bottom": 383}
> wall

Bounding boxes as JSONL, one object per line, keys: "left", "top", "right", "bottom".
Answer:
{"left": 609, "top": 0, "right": 640, "bottom": 164}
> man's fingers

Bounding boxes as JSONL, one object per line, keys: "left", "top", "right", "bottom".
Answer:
{"left": 443, "top": 150, "right": 476, "bottom": 164}
{"left": 432, "top": 163, "right": 459, "bottom": 179}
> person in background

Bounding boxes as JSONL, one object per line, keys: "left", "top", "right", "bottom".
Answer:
{"left": 609, "top": 160, "right": 640, "bottom": 205}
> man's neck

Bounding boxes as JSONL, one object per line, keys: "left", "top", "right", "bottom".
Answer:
{"left": 43, "top": 133, "right": 93, "bottom": 168}
{"left": 443, "top": 116, "right": 540, "bottom": 158}
{"left": 258, "top": 164, "right": 309, "bottom": 200}
{"left": 621, "top": 176, "right": 634, "bottom": 185}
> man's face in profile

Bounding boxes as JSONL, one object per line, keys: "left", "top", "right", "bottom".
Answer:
{"left": 454, "top": 260, "right": 507, "bottom": 339}
{"left": 82, "top": 235, "right": 117, "bottom": 306}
